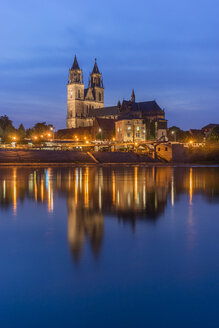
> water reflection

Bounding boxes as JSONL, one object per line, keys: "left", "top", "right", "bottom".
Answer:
{"left": 0, "top": 166, "right": 219, "bottom": 260}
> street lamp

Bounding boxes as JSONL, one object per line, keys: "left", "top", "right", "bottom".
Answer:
{"left": 99, "top": 128, "right": 102, "bottom": 140}
{"left": 171, "top": 130, "right": 176, "bottom": 142}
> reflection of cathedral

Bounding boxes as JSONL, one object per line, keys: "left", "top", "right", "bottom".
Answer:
{"left": 67, "top": 191, "right": 104, "bottom": 261}
{"left": 1, "top": 166, "right": 219, "bottom": 262}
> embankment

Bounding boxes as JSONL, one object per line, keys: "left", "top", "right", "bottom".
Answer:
{"left": 0, "top": 150, "right": 156, "bottom": 165}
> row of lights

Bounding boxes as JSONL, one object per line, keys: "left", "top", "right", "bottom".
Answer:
{"left": 11, "top": 132, "right": 53, "bottom": 142}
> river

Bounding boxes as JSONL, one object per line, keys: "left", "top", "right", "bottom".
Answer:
{"left": 0, "top": 166, "right": 219, "bottom": 327}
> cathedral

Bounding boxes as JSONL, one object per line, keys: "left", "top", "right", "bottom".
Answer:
{"left": 67, "top": 56, "right": 104, "bottom": 128}
{"left": 66, "top": 55, "right": 167, "bottom": 139}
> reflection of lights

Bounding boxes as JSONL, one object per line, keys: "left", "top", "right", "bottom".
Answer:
{"left": 3, "top": 180, "right": 6, "bottom": 200}
{"left": 117, "top": 190, "right": 120, "bottom": 205}
{"left": 13, "top": 168, "right": 17, "bottom": 215}
{"left": 84, "top": 167, "right": 89, "bottom": 207}
{"left": 155, "top": 192, "right": 157, "bottom": 210}
{"left": 34, "top": 171, "right": 37, "bottom": 202}
{"left": 143, "top": 184, "right": 146, "bottom": 209}
{"left": 189, "top": 168, "right": 193, "bottom": 205}
{"left": 127, "top": 192, "right": 131, "bottom": 206}
{"left": 171, "top": 169, "right": 175, "bottom": 207}
{"left": 99, "top": 185, "right": 102, "bottom": 209}
{"left": 134, "top": 166, "right": 138, "bottom": 203}
{"left": 75, "top": 168, "right": 78, "bottom": 206}
{"left": 41, "top": 178, "right": 44, "bottom": 202}
{"left": 48, "top": 168, "right": 54, "bottom": 213}
{"left": 112, "top": 171, "right": 116, "bottom": 204}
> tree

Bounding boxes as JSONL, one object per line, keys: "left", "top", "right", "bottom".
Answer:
{"left": 0, "top": 115, "right": 16, "bottom": 142}
{"left": 168, "top": 126, "right": 188, "bottom": 142}
{"left": 26, "top": 122, "right": 54, "bottom": 139}
{"left": 18, "top": 124, "right": 26, "bottom": 140}
{"left": 208, "top": 126, "right": 219, "bottom": 141}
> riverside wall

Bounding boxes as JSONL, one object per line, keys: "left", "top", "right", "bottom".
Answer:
{"left": 0, "top": 150, "right": 156, "bottom": 164}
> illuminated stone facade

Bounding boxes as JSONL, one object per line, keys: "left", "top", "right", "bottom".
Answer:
{"left": 115, "top": 118, "right": 146, "bottom": 142}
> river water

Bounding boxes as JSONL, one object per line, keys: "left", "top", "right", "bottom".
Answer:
{"left": 0, "top": 166, "right": 219, "bottom": 328}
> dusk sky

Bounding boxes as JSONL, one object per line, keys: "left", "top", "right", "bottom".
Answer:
{"left": 1, "top": 0, "right": 219, "bottom": 130}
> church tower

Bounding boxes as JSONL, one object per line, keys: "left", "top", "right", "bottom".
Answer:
{"left": 89, "top": 59, "right": 104, "bottom": 104}
{"left": 67, "top": 55, "right": 85, "bottom": 128}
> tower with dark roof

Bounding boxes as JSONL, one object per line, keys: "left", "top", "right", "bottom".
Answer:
{"left": 86, "top": 58, "right": 104, "bottom": 105}
{"left": 131, "top": 89, "right": 135, "bottom": 102}
{"left": 67, "top": 55, "right": 85, "bottom": 128}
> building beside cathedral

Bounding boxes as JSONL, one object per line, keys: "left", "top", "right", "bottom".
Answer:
{"left": 65, "top": 55, "right": 167, "bottom": 140}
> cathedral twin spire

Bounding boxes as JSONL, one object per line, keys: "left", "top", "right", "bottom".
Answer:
{"left": 70, "top": 55, "right": 103, "bottom": 89}
{"left": 71, "top": 55, "right": 100, "bottom": 75}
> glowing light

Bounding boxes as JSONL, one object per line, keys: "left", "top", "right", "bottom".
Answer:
{"left": 112, "top": 171, "right": 116, "bottom": 204}
{"left": 135, "top": 142, "right": 138, "bottom": 146}
{"left": 13, "top": 168, "right": 17, "bottom": 215}
{"left": 84, "top": 167, "right": 89, "bottom": 207}
{"left": 189, "top": 140, "right": 193, "bottom": 144}
{"left": 86, "top": 140, "right": 89, "bottom": 144}
{"left": 47, "top": 133, "right": 51, "bottom": 137}
{"left": 41, "top": 178, "right": 44, "bottom": 202}
{"left": 189, "top": 168, "right": 193, "bottom": 205}
{"left": 99, "top": 128, "right": 102, "bottom": 132}
{"left": 134, "top": 166, "right": 138, "bottom": 203}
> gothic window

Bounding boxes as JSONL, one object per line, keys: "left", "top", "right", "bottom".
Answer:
{"left": 78, "top": 90, "right": 80, "bottom": 99}
{"left": 99, "top": 93, "right": 101, "bottom": 101}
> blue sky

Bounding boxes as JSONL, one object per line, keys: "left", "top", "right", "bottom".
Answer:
{"left": 1, "top": 0, "right": 219, "bottom": 130}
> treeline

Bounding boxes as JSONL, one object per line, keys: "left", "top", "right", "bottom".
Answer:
{"left": 167, "top": 126, "right": 219, "bottom": 142}
{"left": 0, "top": 115, "right": 54, "bottom": 143}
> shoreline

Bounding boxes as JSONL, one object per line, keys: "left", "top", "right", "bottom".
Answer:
{"left": 0, "top": 162, "right": 218, "bottom": 167}
{"left": 0, "top": 149, "right": 218, "bottom": 167}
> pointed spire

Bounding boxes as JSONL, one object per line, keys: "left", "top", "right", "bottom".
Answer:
{"left": 131, "top": 89, "right": 135, "bottom": 102}
{"left": 71, "top": 55, "right": 80, "bottom": 70}
{"left": 92, "top": 58, "right": 100, "bottom": 74}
